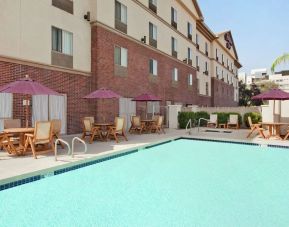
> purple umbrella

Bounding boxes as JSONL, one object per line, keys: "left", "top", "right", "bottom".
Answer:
{"left": 132, "top": 93, "right": 162, "bottom": 118}
{"left": 0, "top": 75, "right": 60, "bottom": 127}
{"left": 84, "top": 88, "right": 121, "bottom": 122}
{"left": 252, "top": 89, "right": 289, "bottom": 122}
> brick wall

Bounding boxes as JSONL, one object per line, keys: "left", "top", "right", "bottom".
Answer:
{"left": 0, "top": 61, "right": 96, "bottom": 134}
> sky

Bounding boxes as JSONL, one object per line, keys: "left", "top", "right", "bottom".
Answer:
{"left": 198, "top": 0, "right": 289, "bottom": 74}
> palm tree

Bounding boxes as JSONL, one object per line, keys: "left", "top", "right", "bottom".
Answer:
{"left": 271, "top": 53, "right": 289, "bottom": 72}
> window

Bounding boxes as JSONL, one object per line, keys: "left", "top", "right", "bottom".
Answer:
{"left": 115, "top": 1, "right": 127, "bottom": 33}
{"left": 52, "top": 27, "right": 73, "bottom": 55}
{"left": 216, "top": 66, "right": 218, "bottom": 78}
{"left": 188, "top": 74, "right": 193, "bottom": 86}
{"left": 216, "top": 49, "right": 218, "bottom": 60}
{"left": 196, "top": 56, "right": 199, "bottom": 71}
{"left": 197, "top": 79, "right": 200, "bottom": 93}
{"left": 172, "top": 68, "right": 178, "bottom": 81}
{"left": 196, "top": 34, "right": 199, "bottom": 49}
{"left": 188, "top": 48, "right": 192, "bottom": 60}
{"left": 149, "top": 59, "right": 158, "bottom": 76}
{"left": 114, "top": 46, "right": 128, "bottom": 67}
{"left": 205, "top": 61, "right": 208, "bottom": 75}
{"left": 171, "top": 7, "right": 177, "bottom": 29}
{"left": 171, "top": 37, "right": 177, "bottom": 58}
{"left": 149, "top": 0, "right": 157, "bottom": 13}
{"left": 149, "top": 22, "right": 157, "bottom": 48}
{"left": 222, "top": 54, "right": 224, "bottom": 64}
{"left": 205, "top": 42, "right": 208, "bottom": 56}
{"left": 206, "top": 82, "right": 209, "bottom": 96}
{"left": 187, "top": 22, "right": 192, "bottom": 40}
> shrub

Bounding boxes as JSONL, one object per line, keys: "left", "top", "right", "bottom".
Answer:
{"left": 178, "top": 112, "right": 195, "bottom": 129}
{"left": 195, "top": 111, "right": 210, "bottom": 126}
{"left": 243, "top": 112, "right": 262, "bottom": 128}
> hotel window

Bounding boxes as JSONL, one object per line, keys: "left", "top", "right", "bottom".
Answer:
{"left": 216, "top": 49, "right": 218, "bottom": 60}
{"left": 222, "top": 70, "right": 224, "bottom": 79}
{"left": 188, "top": 74, "right": 193, "bottom": 86}
{"left": 196, "top": 34, "right": 199, "bottom": 49}
{"left": 206, "top": 82, "right": 209, "bottom": 96}
{"left": 197, "top": 79, "right": 200, "bottom": 93}
{"left": 222, "top": 54, "right": 224, "bottom": 64}
{"left": 149, "top": 22, "right": 157, "bottom": 48}
{"left": 227, "top": 59, "right": 229, "bottom": 68}
{"left": 172, "top": 68, "right": 178, "bottom": 82}
{"left": 149, "top": 59, "right": 158, "bottom": 76}
{"left": 171, "top": 37, "right": 177, "bottom": 58}
{"left": 187, "top": 48, "right": 192, "bottom": 65}
{"left": 51, "top": 26, "right": 73, "bottom": 68}
{"left": 149, "top": 0, "right": 157, "bottom": 13}
{"left": 216, "top": 66, "right": 218, "bottom": 78}
{"left": 205, "top": 42, "right": 208, "bottom": 56}
{"left": 204, "top": 62, "right": 208, "bottom": 75}
{"left": 196, "top": 56, "right": 199, "bottom": 71}
{"left": 171, "top": 7, "right": 177, "bottom": 29}
{"left": 115, "top": 0, "right": 127, "bottom": 34}
{"left": 187, "top": 22, "right": 192, "bottom": 40}
{"left": 52, "top": 27, "right": 73, "bottom": 55}
{"left": 114, "top": 46, "right": 128, "bottom": 67}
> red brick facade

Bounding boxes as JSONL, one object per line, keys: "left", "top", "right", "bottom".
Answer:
{"left": 0, "top": 61, "right": 96, "bottom": 134}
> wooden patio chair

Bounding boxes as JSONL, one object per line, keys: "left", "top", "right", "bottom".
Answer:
{"left": 83, "top": 116, "right": 95, "bottom": 124}
{"left": 246, "top": 116, "right": 266, "bottom": 139}
{"left": 81, "top": 118, "right": 101, "bottom": 144}
{"left": 283, "top": 127, "right": 289, "bottom": 140}
{"left": 24, "top": 121, "right": 54, "bottom": 159}
{"left": 0, "top": 132, "right": 22, "bottom": 155}
{"left": 108, "top": 117, "right": 128, "bottom": 143}
{"left": 51, "top": 119, "right": 64, "bottom": 149}
{"left": 207, "top": 114, "right": 218, "bottom": 128}
{"left": 227, "top": 115, "right": 239, "bottom": 129}
{"left": 151, "top": 115, "right": 165, "bottom": 134}
{"left": 129, "top": 116, "right": 144, "bottom": 134}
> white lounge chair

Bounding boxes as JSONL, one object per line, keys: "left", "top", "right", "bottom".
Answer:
{"left": 207, "top": 114, "right": 218, "bottom": 128}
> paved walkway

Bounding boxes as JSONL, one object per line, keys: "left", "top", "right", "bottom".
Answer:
{"left": 1, "top": 128, "right": 289, "bottom": 182}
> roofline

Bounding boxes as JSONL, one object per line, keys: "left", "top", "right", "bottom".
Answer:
{"left": 192, "top": 0, "right": 204, "bottom": 21}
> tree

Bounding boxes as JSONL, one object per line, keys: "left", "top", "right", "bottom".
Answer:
{"left": 257, "top": 81, "right": 279, "bottom": 93}
{"left": 271, "top": 53, "right": 289, "bottom": 72}
{"left": 238, "top": 81, "right": 262, "bottom": 106}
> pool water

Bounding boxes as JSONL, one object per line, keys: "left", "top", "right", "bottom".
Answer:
{"left": 1, "top": 139, "right": 289, "bottom": 226}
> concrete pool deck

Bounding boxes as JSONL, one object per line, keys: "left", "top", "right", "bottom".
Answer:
{"left": 1, "top": 128, "right": 289, "bottom": 183}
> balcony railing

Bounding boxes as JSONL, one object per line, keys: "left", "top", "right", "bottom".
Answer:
{"left": 171, "top": 20, "right": 177, "bottom": 29}
{"left": 149, "top": 38, "right": 157, "bottom": 48}
{"left": 172, "top": 50, "right": 178, "bottom": 58}
{"left": 115, "top": 19, "right": 127, "bottom": 34}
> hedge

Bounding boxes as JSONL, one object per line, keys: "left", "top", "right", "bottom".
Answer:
{"left": 178, "top": 112, "right": 195, "bottom": 129}
{"left": 243, "top": 112, "right": 262, "bottom": 128}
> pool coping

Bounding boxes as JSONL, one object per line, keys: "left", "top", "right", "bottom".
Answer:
{"left": 1, "top": 136, "right": 289, "bottom": 191}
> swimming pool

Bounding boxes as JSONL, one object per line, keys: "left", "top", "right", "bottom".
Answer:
{"left": 1, "top": 139, "right": 289, "bottom": 226}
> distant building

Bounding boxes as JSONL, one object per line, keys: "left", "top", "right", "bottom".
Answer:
{"left": 238, "top": 72, "right": 247, "bottom": 83}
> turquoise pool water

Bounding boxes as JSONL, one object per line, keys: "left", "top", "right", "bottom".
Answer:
{"left": 1, "top": 139, "right": 289, "bottom": 226}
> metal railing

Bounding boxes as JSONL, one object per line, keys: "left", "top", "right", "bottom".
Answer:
{"left": 54, "top": 139, "right": 71, "bottom": 161}
{"left": 198, "top": 118, "right": 209, "bottom": 132}
{"left": 71, "top": 137, "right": 87, "bottom": 158}
{"left": 186, "top": 119, "right": 193, "bottom": 135}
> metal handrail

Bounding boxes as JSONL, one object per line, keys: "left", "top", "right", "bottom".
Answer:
{"left": 198, "top": 118, "right": 209, "bottom": 132}
{"left": 71, "top": 137, "right": 87, "bottom": 158}
{"left": 186, "top": 119, "right": 193, "bottom": 135}
{"left": 54, "top": 139, "right": 71, "bottom": 161}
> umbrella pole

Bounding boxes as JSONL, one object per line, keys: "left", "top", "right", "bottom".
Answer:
{"left": 273, "top": 100, "right": 275, "bottom": 123}
{"left": 102, "top": 99, "right": 105, "bottom": 123}
{"left": 25, "top": 95, "right": 29, "bottom": 128}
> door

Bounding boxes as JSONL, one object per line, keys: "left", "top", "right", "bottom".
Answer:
{"left": 119, "top": 97, "right": 136, "bottom": 131}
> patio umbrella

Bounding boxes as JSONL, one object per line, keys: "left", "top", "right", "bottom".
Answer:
{"left": 252, "top": 89, "right": 289, "bottom": 122}
{"left": 132, "top": 93, "right": 162, "bottom": 119}
{"left": 0, "top": 75, "right": 60, "bottom": 127}
{"left": 83, "top": 88, "right": 121, "bottom": 122}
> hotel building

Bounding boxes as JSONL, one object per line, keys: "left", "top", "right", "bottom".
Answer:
{"left": 0, "top": 0, "right": 242, "bottom": 134}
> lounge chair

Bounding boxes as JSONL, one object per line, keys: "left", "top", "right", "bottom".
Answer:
{"left": 129, "top": 116, "right": 144, "bottom": 134}
{"left": 151, "top": 116, "right": 165, "bottom": 134}
{"left": 283, "top": 127, "right": 289, "bottom": 140}
{"left": 246, "top": 116, "right": 266, "bottom": 139}
{"left": 51, "top": 119, "right": 64, "bottom": 149}
{"left": 24, "top": 121, "right": 54, "bottom": 159}
{"left": 0, "top": 132, "right": 22, "bottom": 155}
{"left": 108, "top": 117, "right": 128, "bottom": 143}
{"left": 207, "top": 114, "right": 218, "bottom": 128}
{"left": 227, "top": 115, "right": 239, "bottom": 129}
{"left": 81, "top": 118, "right": 101, "bottom": 144}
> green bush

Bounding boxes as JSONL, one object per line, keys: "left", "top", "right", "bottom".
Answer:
{"left": 213, "top": 112, "right": 243, "bottom": 125}
{"left": 243, "top": 112, "right": 262, "bottom": 128}
{"left": 195, "top": 111, "right": 210, "bottom": 126}
{"left": 178, "top": 112, "right": 195, "bottom": 129}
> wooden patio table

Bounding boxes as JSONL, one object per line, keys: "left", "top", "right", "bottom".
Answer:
{"left": 259, "top": 122, "right": 289, "bottom": 140}
{"left": 141, "top": 119, "right": 155, "bottom": 133}
{"left": 94, "top": 123, "right": 113, "bottom": 141}
{"left": 3, "top": 127, "right": 34, "bottom": 155}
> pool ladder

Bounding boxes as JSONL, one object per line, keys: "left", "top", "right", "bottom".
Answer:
{"left": 54, "top": 137, "right": 87, "bottom": 161}
{"left": 197, "top": 118, "right": 209, "bottom": 132}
